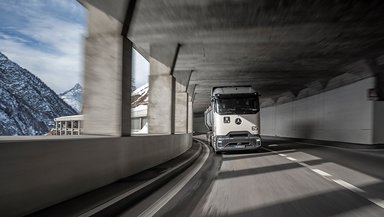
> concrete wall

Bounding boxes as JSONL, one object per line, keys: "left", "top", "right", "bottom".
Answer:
{"left": 261, "top": 77, "right": 378, "bottom": 144}
{"left": 0, "top": 134, "right": 192, "bottom": 217}
{"left": 193, "top": 115, "right": 208, "bottom": 133}
{"left": 373, "top": 101, "right": 384, "bottom": 143}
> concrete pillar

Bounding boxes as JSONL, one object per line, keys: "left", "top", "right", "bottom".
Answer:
{"left": 188, "top": 95, "right": 193, "bottom": 133}
{"left": 71, "top": 120, "right": 74, "bottom": 135}
{"left": 148, "top": 57, "right": 174, "bottom": 134}
{"left": 58, "top": 122, "right": 61, "bottom": 135}
{"left": 55, "top": 122, "right": 58, "bottom": 135}
{"left": 369, "top": 55, "right": 384, "bottom": 143}
{"left": 175, "top": 82, "right": 188, "bottom": 134}
{"left": 147, "top": 44, "right": 180, "bottom": 135}
{"left": 64, "top": 121, "right": 67, "bottom": 136}
{"left": 82, "top": 3, "right": 131, "bottom": 136}
{"left": 79, "top": 121, "right": 82, "bottom": 135}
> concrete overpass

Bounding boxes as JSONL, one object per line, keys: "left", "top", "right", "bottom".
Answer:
{"left": 1, "top": 0, "right": 384, "bottom": 216}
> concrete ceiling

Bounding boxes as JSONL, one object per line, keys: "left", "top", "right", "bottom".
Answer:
{"left": 84, "top": 0, "right": 384, "bottom": 113}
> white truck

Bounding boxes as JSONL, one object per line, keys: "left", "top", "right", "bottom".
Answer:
{"left": 205, "top": 86, "right": 261, "bottom": 153}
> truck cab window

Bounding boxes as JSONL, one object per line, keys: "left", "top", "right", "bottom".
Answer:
{"left": 215, "top": 96, "right": 259, "bottom": 115}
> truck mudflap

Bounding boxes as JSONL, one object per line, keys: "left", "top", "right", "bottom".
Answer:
{"left": 214, "top": 133, "right": 261, "bottom": 152}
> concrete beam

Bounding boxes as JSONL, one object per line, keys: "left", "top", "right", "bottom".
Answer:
{"left": 121, "top": 0, "right": 138, "bottom": 36}
{"left": 79, "top": 0, "right": 127, "bottom": 23}
{"left": 187, "top": 84, "right": 196, "bottom": 96}
{"left": 174, "top": 70, "right": 193, "bottom": 91}
{"left": 150, "top": 43, "right": 181, "bottom": 70}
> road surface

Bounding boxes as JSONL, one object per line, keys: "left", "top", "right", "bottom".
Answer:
{"left": 119, "top": 137, "right": 384, "bottom": 217}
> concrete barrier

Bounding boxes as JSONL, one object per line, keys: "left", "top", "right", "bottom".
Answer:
{"left": 0, "top": 134, "right": 192, "bottom": 216}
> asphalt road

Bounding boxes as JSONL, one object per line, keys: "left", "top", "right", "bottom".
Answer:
{"left": 119, "top": 137, "right": 384, "bottom": 217}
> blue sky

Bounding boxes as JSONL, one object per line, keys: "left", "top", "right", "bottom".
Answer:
{"left": 0, "top": 0, "right": 86, "bottom": 93}
{"left": 0, "top": 0, "right": 148, "bottom": 93}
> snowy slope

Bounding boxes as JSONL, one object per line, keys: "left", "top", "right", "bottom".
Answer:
{"left": 0, "top": 52, "right": 77, "bottom": 135}
{"left": 131, "top": 83, "right": 148, "bottom": 108}
{"left": 131, "top": 83, "right": 148, "bottom": 134}
{"left": 59, "top": 83, "right": 146, "bottom": 114}
{"left": 59, "top": 83, "right": 82, "bottom": 113}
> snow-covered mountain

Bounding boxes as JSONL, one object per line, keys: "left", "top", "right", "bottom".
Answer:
{"left": 59, "top": 83, "right": 82, "bottom": 113}
{"left": 58, "top": 82, "right": 145, "bottom": 114}
{"left": 0, "top": 52, "right": 77, "bottom": 135}
{"left": 131, "top": 83, "right": 148, "bottom": 108}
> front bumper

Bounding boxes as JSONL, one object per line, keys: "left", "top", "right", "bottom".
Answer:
{"left": 215, "top": 134, "right": 261, "bottom": 151}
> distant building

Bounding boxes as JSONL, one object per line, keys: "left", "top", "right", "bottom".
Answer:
{"left": 51, "top": 115, "right": 84, "bottom": 136}
{"left": 51, "top": 106, "right": 148, "bottom": 136}
{"left": 131, "top": 105, "right": 148, "bottom": 133}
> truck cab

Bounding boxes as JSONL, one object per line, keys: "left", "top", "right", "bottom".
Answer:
{"left": 206, "top": 86, "right": 262, "bottom": 153}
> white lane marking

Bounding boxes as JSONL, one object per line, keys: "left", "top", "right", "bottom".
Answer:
{"left": 368, "top": 199, "right": 384, "bottom": 209}
{"left": 264, "top": 146, "right": 384, "bottom": 209}
{"left": 332, "top": 179, "right": 384, "bottom": 209}
{"left": 138, "top": 142, "right": 210, "bottom": 217}
{"left": 297, "top": 142, "right": 380, "bottom": 152}
{"left": 286, "top": 157, "right": 297, "bottom": 161}
{"left": 311, "top": 169, "right": 332, "bottom": 177}
{"left": 332, "top": 179, "right": 365, "bottom": 193}
{"left": 268, "top": 144, "right": 279, "bottom": 147}
{"left": 79, "top": 144, "right": 203, "bottom": 217}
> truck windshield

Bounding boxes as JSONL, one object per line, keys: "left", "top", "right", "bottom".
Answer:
{"left": 214, "top": 95, "right": 259, "bottom": 115}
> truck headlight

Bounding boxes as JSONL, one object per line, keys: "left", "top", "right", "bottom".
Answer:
{"left": 217, "top": 140, "right": 222, "bottom": 147}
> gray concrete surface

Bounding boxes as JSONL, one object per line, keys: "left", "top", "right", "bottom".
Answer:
{"left": 147, "top": 43, "right": 181, "bottom": 134}
{"left": 260, "top": 77, "right": 383, "bottom": 144}
{"left": 148, "top": 72, "right": 174, "bottom": 134}
{"left": 82, "top": 3, "right": 129, "bottom": 136}
{"left": 121, "top": 137, "right": 384, "bottom": 217}
{"left": 27, "top": 141, "right": 201, "bottom": 217}
{"left": 193, "top": 114, "right": 207, "bottom": 134}
{"left": 194, "top": 77, "right": 384, "bottom": 144}
{"left": 188, "top": 97, "right": 193, "bottom": 133}
{"left": 82, "top": 0, "right": 384, "bottom": 113}
{"left": 373, "top": 101, "right": 384, "bottom": 143}
{"left": 18, "top": 2, "right": 384, "bottom": 216}
{"left": 175, "top": 92, "right": 188, "bottom": 134}
{"left": 80, "top": 0, "right": 384, "bottom": 144}
{"left": 0, "top": 134, "right": 192, "bottom": 217}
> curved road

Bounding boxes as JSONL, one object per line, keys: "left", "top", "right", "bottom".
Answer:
{"left": 120, "top": 137, "right": 384, "bottom": 217}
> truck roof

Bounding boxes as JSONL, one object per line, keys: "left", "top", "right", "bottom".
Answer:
{"left": 212, "top": 86, "right": 256, "bottom": 96}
